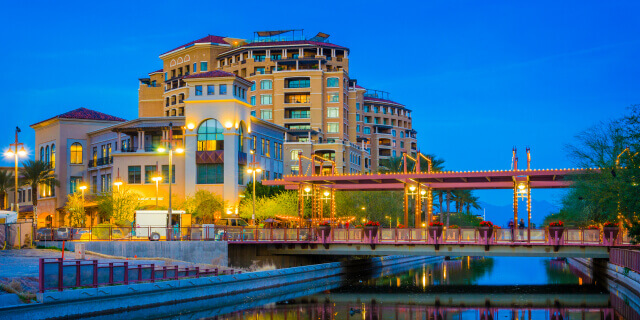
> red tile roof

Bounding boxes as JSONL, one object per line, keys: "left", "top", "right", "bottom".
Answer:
{"left": 31, "top": 108, "right": 126, "bottom": 127}
{"left": 363, "top": 96, "right": 405, "bottom": 107}
{"left": 161, "top": 35, "right": 229, "bottom": 56}
{"left": 183, "top": 70, "right": 252, "bottom": 85}
{"left": 355, "top": 84, "right": 366, "bottom": 89}
{"left": 244, "top": 40, "right": 347, "bottom": 50}
{"left": 149, "top": 69, "right": 163, "bottom": 75}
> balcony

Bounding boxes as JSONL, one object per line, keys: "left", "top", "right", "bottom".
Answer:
{"left": 88, "top": 156, "right": 113, "bottom": 168}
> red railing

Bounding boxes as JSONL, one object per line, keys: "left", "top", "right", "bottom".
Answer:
{"left": 610, "top": 248, "right": 640, "bottom": 274}
{"left": 35, "top": 226, "right": 635, "bottom": 247}
{"left": 38, "top": 257, "right": 238, "bottom": 293}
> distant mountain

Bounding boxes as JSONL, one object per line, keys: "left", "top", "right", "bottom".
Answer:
{"left": 470, "top": 200, "right": 560, "bottom": 227}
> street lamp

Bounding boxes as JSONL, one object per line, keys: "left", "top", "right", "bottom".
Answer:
{"left": 157, "top": 122, "right": 184, "bottom": 233}
{"left": 5, "top": 127, "right": 26, "bottom": 212}
{"left": 152, "top": 175, "right": 163, "bottom": 209}
{"left": 247, "top": 166, "right": 262, "bottom": 224}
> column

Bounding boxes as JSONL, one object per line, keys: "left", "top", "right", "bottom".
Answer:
{"left": 223, "top": 129, "right": 240, "bottom": 207}
{"left": 513, "top": 182, "right": 518, "bottom": 239}
{"left": 331, "top": 49, "right": 336, "bottom": 58}
{"left": 427, "top": 187, "right": 433, "bottom": 225}
{"left": 527, "top": 180, "right": 531, "bottom": 242}
{"left": 137, "top": 131, "right": 144, "bottom": 152}
{"left": 184, "top": 127, "right": 197, "bottom": 197}
{"left": 116, "top": 132, "right": 122, "bottom": 151}
{"left": 415, "top": 185, "right": 422, "bottom": 227}
{"left": 298, "top": 48, "right": 303, "bottom": 58}
{"left": 403, "top": 184, "right": 409, "bottom": 227}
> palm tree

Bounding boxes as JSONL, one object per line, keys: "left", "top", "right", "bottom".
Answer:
{"left": 0, "top": 170, "right": 13, "bottom": 210}
{"left": 378, "top": 156, "right": 404, "bottom": 173}
{"left": 20, "top": 160, "right": 60, "bottom": 213}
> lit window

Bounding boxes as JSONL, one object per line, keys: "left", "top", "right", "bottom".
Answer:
{"left": 327, "top": 123, "right": 339, "bottom": 133}
{"left": 197, "top": 119, "right": 225, "bottom": 151}
{"left": 327, "top": 107, "right": 339, "bottom": 118}
{"left": 327, "top": 92, "right": 339, "bottom": 103}
{"left": 70, "top": 142, "right": 83, "bottom": 164}
{"left": 291, "top": 150, "right": 301, "bottom": 160}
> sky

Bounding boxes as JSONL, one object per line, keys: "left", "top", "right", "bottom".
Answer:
{"left": 0, "top": 1, "right": 638, "bottom": 209}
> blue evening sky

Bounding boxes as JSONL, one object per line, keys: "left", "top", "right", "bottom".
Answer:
{"left": 1, "top": 1, "right": 638, "bottom": 208}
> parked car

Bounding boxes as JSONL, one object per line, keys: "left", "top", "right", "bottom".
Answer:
{"left": 214, "top": 218, "right": 255, "bottom": 240}
{"left": 36, "top": 228, "right": 53, "bottom": 241}
{"left": 73, "top": 229, "right": 92, "bottom": 240}
{"left": 54, "top": 227, "right": 75, "bottom": 240}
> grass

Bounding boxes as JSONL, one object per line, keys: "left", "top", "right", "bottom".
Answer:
{"left": 35, "top": 245, "right": 71, "bottom": 252}
{"left": 0, "top": 280, "right": 37, "bottom": 303}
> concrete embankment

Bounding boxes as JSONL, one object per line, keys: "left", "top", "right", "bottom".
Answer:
{"left": 0, "top": 255, "right": 441, "bottom": 320}
{"left": 37, "top": 240, "right": 229, "bottom": 266}
{"left": 567, "top": 258, "right": 640, "bottom": 317}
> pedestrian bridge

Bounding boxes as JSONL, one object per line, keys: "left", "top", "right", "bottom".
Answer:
{"left": 223, "top": 227, "right": 636, "bottom": 258}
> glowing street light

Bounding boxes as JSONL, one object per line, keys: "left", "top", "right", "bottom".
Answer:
{"left": 5, "top": 127, "right": 27, "bottom": 212}
{"left": 247, "top": 166, "right": 262, "bottom": 224}
{"left": 158, "top": 122, "right": 184, "bottom": 236}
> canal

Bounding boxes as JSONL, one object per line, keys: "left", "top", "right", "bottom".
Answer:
{"left": 102, "top": 257, "right": 640, "bottom": 319}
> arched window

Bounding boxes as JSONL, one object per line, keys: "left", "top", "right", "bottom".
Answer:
{"left": 45, "top": 146, "right": 50, "bottom": 165}
{"left": 197, "top": 119, "right": 224, "bottom": 151}
{"left": 40, "top": 147, "right": 44, "bottom": 161}
{"left": 50, "top": 144, "right": 56, "bottom": 169}
{"left": 70, "top": 142, "right": 83, "bottom": 164}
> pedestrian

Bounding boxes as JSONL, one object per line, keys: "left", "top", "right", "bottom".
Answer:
{"left": 518, "top": 219, "right": 525, "bottom": 229}
{"left": 508, "top": 219, "right": 514, "bottom": 229}
{"left": 518, "top": 219, "right": 525, "bottom": 241}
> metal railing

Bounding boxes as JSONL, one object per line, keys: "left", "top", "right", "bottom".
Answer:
{"left": 610, "top": 248, "right": 640, "bottom": 273}
{"left": 39, "top": 258, "right": 237, "bottom": 292}
{"left": 35, "top": 226, "right": 635, "bottom": 247}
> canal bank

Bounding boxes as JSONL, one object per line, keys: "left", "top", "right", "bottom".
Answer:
{"left": 0, "top": 255, "right": 442, "bottom": 319}
{"left": 567, "top": 257, "right": 640, "bottom": 317}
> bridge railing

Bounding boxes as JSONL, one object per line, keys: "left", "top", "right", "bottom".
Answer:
{"left": 610, "top": 248, "right": 640, "bottom": 274}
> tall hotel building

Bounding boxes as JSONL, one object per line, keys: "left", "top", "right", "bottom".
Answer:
{"left": 30, "top": 30, "right": 418, "bottom": 227}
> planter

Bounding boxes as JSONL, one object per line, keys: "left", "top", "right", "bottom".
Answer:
{"left": 478, "top": 227, "right": 493, "bottom": 240}
{"left": 603, "top": 227, "right": 619, "bottom": 243}
{"left": 364, "top": 226, "right": 379, "bottom": 240}
{"left": 317, "top": 225, "right": 331, "bottom": 242}
{"left": 428, "top": 226, "right": 443, "bottom": 240}
{"left": 548, "top": 227, "right": 564, "bottom": 241}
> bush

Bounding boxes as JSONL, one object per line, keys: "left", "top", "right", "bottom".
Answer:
{"left": 91, "top": 224, "right": 114, "bottom": 240}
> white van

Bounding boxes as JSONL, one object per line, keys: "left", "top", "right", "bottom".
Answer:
{"left": 135, "top": 210, "right": 189, "bottom": 241}
{"left": 0, "top": 211, "right": 18, "bottom": 224}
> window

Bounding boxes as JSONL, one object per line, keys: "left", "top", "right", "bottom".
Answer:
{"left": 327, "top": 92, "right": 339, "bottom": 103}
{"left": 364, "top": 127, "right": 371, "bottom": 134}
{"left": 165, "top": 72, "right": 168, "bottom": 81}
{"left": 40, "top": 147, "right": 44, "bottom": 161}
{"left": 261, "top": 138, "right": 265, "bottom": 155}
{"left": 193, "top": 63, "right": 197, "bottom": 73}
{"left": 69, "top": 177, "right": 82, "bottom": 193}
{"left": 144, "top": 165, "right": 157, "bottom": 184}
{"left": 260, "top": 80, "right": 272, "bottom": 90}
{"left": 261, "top": 94, "right": 272, "bottom": 105}
{"left": 291, "top": 165, "right": 299, "bottom": 175}
{"left": 400, "top": 132, "right": 404, "bottom": 138}
{"left": 255, "top": 67, "right": 265, "bottom": 74}
{"left": 195, "top": 85, "right": 202, "bottom": 96}
{"left": 327, "top": 78, "right": 339, "bottom": 88}
{"left": 392, "top": 130, "right": 396, "bottom": 137}
{"left": 364, "top": 105, "right": 370, "bottom": 112}
{"left": 260, "top": 109, "right": 272, "bottom": 120}
{"left": 219, "top": 84, "right": 227, "bottom": 95}
{"left": 92, "top": 176, "right": 97, "bottom": 194}
{"left": 393, "top": 150, "right": 397, "bottom": 157}
{"left": 45, "top": 146, "right": 49, "bottom": 164}
{"left": 286, "top": 78, "right": 310, "bottom": 88}
{"left": 238, "top": 165, "right": 245, "bottom": 185}
{"left": 197, "top": 119, "right": 225, "bottom": 151}
{"left": 252, "top": 136, "right": 257, "bottom": 150}
{"left": 327, "top": 123, "right": 339, "bottom": 133}
{"left": 356, "top": 124, "right": 360, "bottom": 132}
{"left": 100, "top": 175, "right": 106, "bottom": 192}
{"left": 207, "top": 85, "right": 215, "bottom": 95}
{"left": 253, "top": 55, "right": 266, "bottom": 62}
{"left": 197, "top": 164, "right": 224, "bottom": 184}
{"left": 162, "top": 165, "right": 175, "bottom": 183}
{"left": 250, "top": 96, "right": 256, "bottom": 106}
{"left": 291, "top": 150, "right": 301, "bottom": 160}
{"left": 128, "top": 166, "right": 141, "bottom": 184}
{"left": 251, "top": 81, "right": 255, "bottom": 91}
{"left": 50, "top": 144, "right": 56, "bottom": 169}
{"left": 356, "top": 102, "right": 360, "bottom": 110}
{"left": 265, "top": 139, "right": 270, "bottom": 157}
{"left": 327, "top": 107, "right": 339, "bottom": 118}
{"left": 200, "top": 62, "right": 208, "bottom": 72}
{"left": 373, "top": 106, "right": 379, "bottom": 113}
{"left": 70, "top": 142, "right": 83, "bottom": 164}
{"left": 286, "top": 124, "right": 311, "bottom": 130}
{"left": 401, "top": 141, "right": 405, "bottom": 148}
{"left": 285, "top": 94, "right": 310, "bottom": 104}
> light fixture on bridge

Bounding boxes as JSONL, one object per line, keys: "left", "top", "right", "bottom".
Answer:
{"left": 302, "top": 186, "right": 312, "bottom": 198}
{"left": 321, "top": 190, "right": 332, "bottom": 202}
{"left": 407, "top": 185, "right": 418, "bottom": 198}
{"left": 517, "top": 182, "right": 528, "bottom": 200}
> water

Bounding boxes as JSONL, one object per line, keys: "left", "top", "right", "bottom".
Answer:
{"left": 110, "top": 257, "right": 640, "bottom": 319}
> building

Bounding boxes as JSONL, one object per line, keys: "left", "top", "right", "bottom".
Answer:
{"left": 0, "top": 167, "right": 33, "bottom": 219}
{"left": 31, "top": 73, "right": 285, "bottom": 227}
{"left": 138, "top": 30, "right": 418, "bottom": 174}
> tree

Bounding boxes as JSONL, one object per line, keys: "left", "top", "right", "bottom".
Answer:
{"left": 20, "top": 160, "right": 59, "bottom": 210}
{"left": 550, "top": 105, "right": 640, "bottom": 242}
{"left": 180, "top": 190, "right": 225, "bottom": 224}
{"left": 335, "top": 190, "right": 404, "bottom": 226}
{"left": 238, "top": 191, "right": 298, "bottom": 221}
{"left": 378, "top": 156, "right": 404, "bottom": 173}
{"left": 65, "top": 192, "right": 85, "bottom": 227}
{"left": 97, "top": 188, "right": 142, "bottom": 226}
{"left": 241, "top": 181, "right": 285, "bottom": 200}
{"left": 0, "top": 170, "right": 13, "bottom": 210}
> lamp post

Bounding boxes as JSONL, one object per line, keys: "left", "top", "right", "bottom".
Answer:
{"left": 246, "top": 166, "right": 262, "bottom": 225}
{"left": 5, "top": 126, "right": 26, "bottom": 212}
{"left": 152, "top": 176, "right": 162, "bottom": 209}
{"left": 78, "top": 183, "right": 88, "bottom": 227}
{"left": 158, "top": 122, "right": 184, "bottom": 234}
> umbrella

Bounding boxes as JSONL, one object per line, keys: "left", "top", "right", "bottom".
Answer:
{"left": 264, "top": 218, "right": 277, "bottom": 223}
